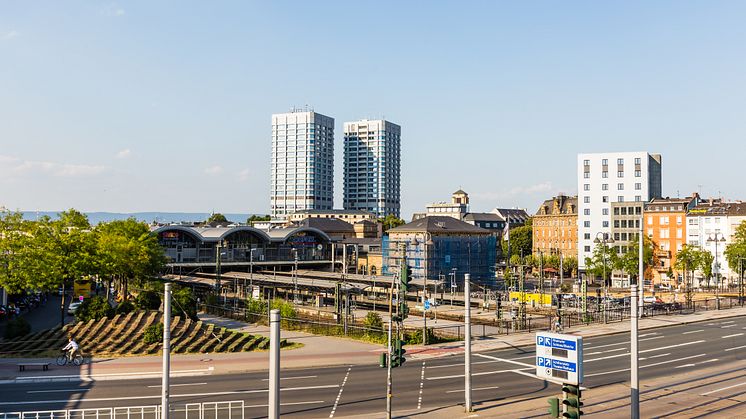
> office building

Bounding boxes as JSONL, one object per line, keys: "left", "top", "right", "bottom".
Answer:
{"left": 533, "top": 194, "right": 578, "bottom": 259}
{"left": 577, "top": 152, "right": 662, "bottom": 272}
{"left": 343, "top": 119, "right": 401, "bottom": 218}
{"left": 270, "top": 109, "right": 335, "bottom": 219}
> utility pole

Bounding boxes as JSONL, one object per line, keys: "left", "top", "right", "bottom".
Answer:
{"left": 162, "top": 283, "right": 172, "bottom": 419}
{"left": 423, "top": 273, "right": 428, "bottom": 346}
{"left": 630, "top": 222, "right": 642, "bottom": 419}
{"left": 464, "top": 273, "right": 472, "bottom": 412}
{"left": 386, "top": 280, "right": 394, "bottom": 419}
{"left": 268, "top": 309, "right": 280, "bottom": 419}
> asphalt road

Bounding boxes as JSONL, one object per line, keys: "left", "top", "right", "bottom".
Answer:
{"left": 3, "top": 316, "right": 746, "bottom": 417}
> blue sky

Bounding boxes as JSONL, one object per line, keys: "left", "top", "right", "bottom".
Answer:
{"left": 1, "top": 1, "right": 745, "bottom": 218}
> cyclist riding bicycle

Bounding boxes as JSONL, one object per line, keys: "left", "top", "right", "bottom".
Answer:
{"left": 62, "top": 337, "right": 80, "bottom": 362}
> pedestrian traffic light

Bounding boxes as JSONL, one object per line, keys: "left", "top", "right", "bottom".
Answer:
{"left": 561, "top": 384, "right": 583, "bottom": 418}
{"left": 391, "top": 339, "right": 407, "bottom": 368}
{"left": 548, "top": 397, "right": 560, "bottom": 418}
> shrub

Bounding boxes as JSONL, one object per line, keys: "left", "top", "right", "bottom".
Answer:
{"left": 363, "top": 312, "right": 383, "bottom": 330}
{"left": 143, "top": 323, "right": 164, "bottom": 344}
{"left": 4, "top": 317, "right": 31, "bottom": 339}
{"left": 115, "top": 300, "right": 135, "bottom": 315}
{"left": 560, "top": 282, "right": 572, "bottom": 293}
{"left": 136, "top": 290, "right": 161, "bottom": 310}
{"left": 270, "top": 299, "right": 297, "bottom": 319}
{"left": 245, "top": 297, "right": 267, "bottom": 314}
{"left": 76, "top": 296, "right": 114, "bottom": 322}
{"left": 172, "top": 286, "right": 197, "bottom": 321}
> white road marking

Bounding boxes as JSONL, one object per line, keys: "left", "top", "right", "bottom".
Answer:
{"left": 639, "top": 353, "right": 670, "bottom": 361}
{"left": 1, "top": 384, "right": 340, "bottom": 406}
{"left": 475, "top": 353, "right": 534, "bottom": 369}
{"left": 586, "top": 353, "right": 707, "bottom": 377}
{"left": 702, "top": 381, "right": 746, "bottom": 395}
{"left": 147, "top": 383, "right": 206, "bottom": 388}
{"left": 428, "top": 359, "right": 499, "bottom": 369}
{"left": 329, "top": 367, "right": 351, "bottom": 418}
{"left": 683, "top": 329, "right": 704, "bottom": 335}
{"left": 721, "top": 325, "right": 738, "bottom": 329}
{"left": 722, "top": 333, "right": 744, "bottom": 339}
{"left": 676, "top": 359, "right": 717, "bottom": 369}
{"left": 640, "top": 336, "right": 665, "bottom": 342}
{"left": 27, "top": 389, "right": 91, "bottom": 394}
{"left": 724, "top": 345, "right": 746, "bottom": 352}
{"left": 639, "top": 332, "right": 659, "bottom": 337}
{"left": 262, "top": 375, "right": 317, "bottom": 381}
{"left": 417, "top": 362, "right": 426, "bottom": 409}
{"left": 446, "top": 386, "right": 500, "bottom": 393}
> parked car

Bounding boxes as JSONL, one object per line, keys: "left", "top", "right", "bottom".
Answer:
{"left": 67, "top": 300, "right": 82, "bottom": 315}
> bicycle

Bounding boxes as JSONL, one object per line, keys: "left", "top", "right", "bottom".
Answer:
{"left": 56, "top": 350, "right": 88, "bottom": 366}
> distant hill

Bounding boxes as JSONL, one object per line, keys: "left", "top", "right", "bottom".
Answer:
{"left": 21, "top": 211, "right": 256, "bottom": 224}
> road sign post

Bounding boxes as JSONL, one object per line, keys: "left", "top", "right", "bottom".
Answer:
{"left": 536, "top": 332, "right": 584, "bottom": 417}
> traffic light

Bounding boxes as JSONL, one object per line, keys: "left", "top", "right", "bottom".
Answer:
{"left": 379, "top": 352, "right": 387, "bottom": 368}
{"left": 561, "top": 384, "right": 583, "bottom": 418}
{"left": 548, "top": 397, "right": 560, "bottom": 418}
{"left": 391, "top": 339, "right": 407, "bottom": 368}
{"left": 400, "top": 264, "right": 410, "bottom": 290}
{"left": 399, "top": 301, "right": 409, "bottom": 320}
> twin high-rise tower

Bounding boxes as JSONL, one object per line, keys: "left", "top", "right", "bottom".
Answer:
{"left": 270, "top": 108, "right": 401, "bottom": 220}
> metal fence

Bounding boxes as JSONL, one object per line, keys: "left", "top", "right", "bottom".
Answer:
{"left": 0, "top": 401, "right": 244, "bottom": 419}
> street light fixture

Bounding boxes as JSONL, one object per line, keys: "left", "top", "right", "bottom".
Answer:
{"left": 593, "top": 233, "right": 615, "bottom": 323}
{"left": 706, "top": 233, "right": 726, "bottom": 310}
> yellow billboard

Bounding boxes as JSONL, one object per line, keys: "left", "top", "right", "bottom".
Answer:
{"left": 509, "top": 291, "right": 552, "bottom": 306}
{"left": 73, "top": 280, "right": 92, "bottom": 300}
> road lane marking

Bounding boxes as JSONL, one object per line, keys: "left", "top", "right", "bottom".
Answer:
{"left": 722, "top": 333, "right": 744, "bottom": 339}
{"left": 586, "top": 353, "right": 707, "bottom": 377}
{"left": 683, "top": 329, "right": 704, "bottom": 335}
{"left": 428, "top": 360, "right": 499, "bottom": 369}
{"left": 475, "top": 353, "right": 534, "bottom": 369}
{"left": 721, "top": 325, "right": 738, "bottom": 328}
{"left": 1, "top": 384, "right": 340, "bottom": 406}
{"left": 676, "top": 359, "right": 717, "bottom": 369}
{"left": 640, "top": 336, "right": 665, "bottom": 342}
{"left": 446, "top": 386, "right": 500, "bottom": 393}
{"left": 147, "top": 382, "right": 207, "bottom": 388}
{"left": 639, "top": 332, "right": 659, "bottom": 337}
{"left": 417, "top": 362, "right": 426, "bottom": 409}
{"left": 702, "top": 381, "right": 746, "bottom": 395}
{"left": 262, "top": 375, "right": 317, "bottom": 381}
{"left": 27, "top": 389, "right": 91, "bottom": 394}
{"left": 329, "top": 367, "right": 351, "bottom": 418}
{"left": 724, "top": 345, "right": 746, "bottom": 352}
{"left": 639, "top": 353, "right": 670, "bottom": 361}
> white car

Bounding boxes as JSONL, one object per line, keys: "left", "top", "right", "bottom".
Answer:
{"left": 642, "top": 296, "right": 656, "bottom": 304}
{"left": 67, "top": 301, "right": 82, "bottom": 315}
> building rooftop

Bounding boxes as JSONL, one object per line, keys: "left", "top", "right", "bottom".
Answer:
{"left": 294, "top": 217, "right": 356, "bottom": 233}
{"left": 291, "top": 209, "right": 374, "bottom": 216}
{"left": 388, "top": 216, "right": 491, "bottom": 234}
{"left": 463, "top": 212, "right": 505, "bottom": 223}
{"left": 535, "top": 195, "right": 578, "bottom": 216}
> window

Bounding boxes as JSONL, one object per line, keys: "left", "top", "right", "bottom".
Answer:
{"left": 635, "top": 170, "right": 641, "bottom": 177}
{"left": 614, "top": 207, "right": 620, "bottom": 215}
{"left": 617, "top": 171, "right": 624, "bottom": 177}
{"left": 602, "top": 208, "right": 609, "bottom": 215}
{"left": 584, "top": 196, "right": 590, "bottom": 203}
{"left": 584, "top": 209, "right": 590, "bottom": 215}
{"left": 677, "top": 228, "right": 683, "bottom": 239}
{"left": 602, "top": 183, "right": 608, "bottom": 190}
{"left": 584, "top": 233, "right": 591, "bottom": 240}
{"left": 602, "top": 171, "right": 608, "bottom": 178}
{"left": 584, "top": 172, "right": 590, "bottom": 179}
{"left": 602, "top": 196, "right": 609, "bottom": 203}
{"left": 676, "top": 216, "right": 682, "bottom": 225}
{"left": 602, "top": 159, "right": 608, "bottom": 165}
{"left": 603, "top": 221, "right": 609, "bottom": 227}
{"left": 618, "top": 196, "right": 624, "bottom": 202}
{"left": 584, "top": 245, "right": 591, "bottom": 252}
{"left": 635, "top": 183, "right": 641, "bottom": 190}
{"left": 584, "top": 184, "right": 590, "bottom": 191}
{"left": 584, "top": 221, "right": 590, "bottom": 227}
{"left": 647, "top": 216, "right": 653, "bottom": 225}
{"left": 635, "top": 195, "right": 641, "bottom": 202}
{"left": 634, "top": 157, "right": 641, "bottom": 165}
{"left": 617, "top": 183, "right": 624, "bottom": 190}
{"left": 584, "top": 159, "right": 590, "bottom": 166}
{"left": 617, "top": 158, "right": 624, "bottom": 165}
{"left": 647, "top": 229, "right": 653, "bottom": 237}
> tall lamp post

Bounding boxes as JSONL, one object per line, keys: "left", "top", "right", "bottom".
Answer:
{"left": 707, "top": 233, "right": 726, "bottom": 310}
{"left": 594, "top": 233, "right": 615, "bottom": 323}
{"left": 292, "top": 248, "right": 299, "bottom": 304}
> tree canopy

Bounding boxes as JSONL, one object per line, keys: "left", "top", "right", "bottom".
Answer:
{"left": 584, "top": 243, "right": 618, "bottom": 284}
{"left": 725, "top": 221, "right": 746, "bottom": 274}
{"left": 501, "top": 224, "right": 532, "bottom": 259}
{"left": 206, "top": 213, "right": 228, "bottom": 223}
{"left": 247, "top": 214, "right": 271, "bottom": 224}
{"left": 379, "top": 214, "right": 405, "bottom": 232}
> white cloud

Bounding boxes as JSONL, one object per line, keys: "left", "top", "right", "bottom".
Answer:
{"left": 1, "top": 30, "right": 19, "bottom": 40}
{"left": 204, "top": 165, "right": 224, "bottom": 176}
{"left": 0, "top": 154, "right": 107, "bottom": 178}
{"left": 116, "top": 148, "right": 131, "bottom": 159}
{"left": 238, "top": 168, "right": 250, "bottom": 181}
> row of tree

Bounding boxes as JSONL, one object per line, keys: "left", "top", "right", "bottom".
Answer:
{"left": 0, "top": 209, "right": 165, "bottom": 298}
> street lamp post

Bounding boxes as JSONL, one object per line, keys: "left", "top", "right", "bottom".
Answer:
{"left": 707, "top": 233, "right": 726, "bottom": 310}
{"left": 292, "top": 248, "right": 299, "bottom": 304}
{"left": 594, "top": 233, "right": 615, "bottom": 323}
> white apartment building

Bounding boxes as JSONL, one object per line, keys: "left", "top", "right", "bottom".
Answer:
{"left": 577, "top": 152, "right": 662, "bottom": 272}
{"left": 270, "top": 109, "right": 335, "bottom": 219}
{"left": 343, "top": 119, "right": 401, "bottom": 218}
{"left": 686, "top": 201, "right": 746, "bottom": 286}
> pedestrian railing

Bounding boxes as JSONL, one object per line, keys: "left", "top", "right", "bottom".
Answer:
{"left": 0, "top": 401, "right": 244, "bottom": 419}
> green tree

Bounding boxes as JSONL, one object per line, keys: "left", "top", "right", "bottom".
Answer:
{"left": 562, "top": 256, "right": 578, "bottom": 277}
{"left": 76, "top": 295, "right": 114, "bottom": 322}
{"left": 379, "top": 214, "right": 405, "bottom": 232}
{"left": 206, "top": 213, "right": 228, "bottom": 223}
{"left": 247, "top": 214, "right": 271, "bottom": 224}
{"left": 96, "top": 218, "right": 166, "bottom": 301}
{"left": 172, "top": 286, "right": 197, "bottom": 320}
{"left": 675, "top": 244, "right": 699, "bottom": 303}
{"left": 697, "top": 249, "right": 714, "bottom": 288}
{"left": 725, "top": 221, "right": 746, "bottom": 276}
{"left": 615, "top": 235, "right": 654, "bottom": 283}
{"left": 135, "top": 290, "right": 162, "bottom": 310}
{"left": 585, "top": 243, "right": 618, "bottom": 286}
{"left": 363, "top": 312, "right": 383, "bottom": 330}
{"left": 501, "top": 225, "right": 532, "bottom": 259}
